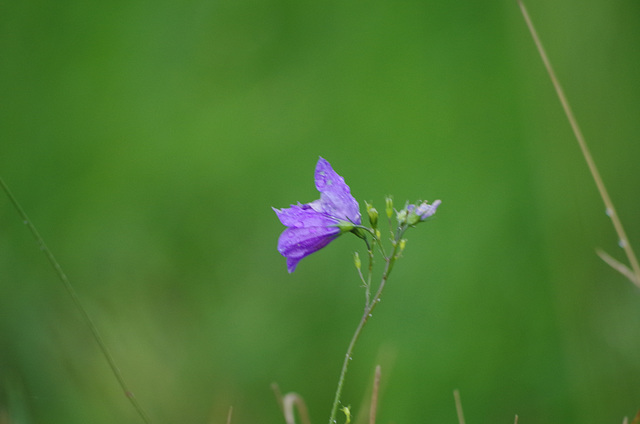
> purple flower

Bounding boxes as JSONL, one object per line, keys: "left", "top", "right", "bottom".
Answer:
{"left": 274, "top": 157, "right": 361, "bottom": 273}
{"left": 405, "top": 200, "right": 442, "bottom": 225}
{"left": 414, "top": 199, "right": 441, "bottom": 220}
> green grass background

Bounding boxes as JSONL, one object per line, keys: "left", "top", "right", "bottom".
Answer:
{"left": 2, "top": 0, "right": 640, "bottom": 423}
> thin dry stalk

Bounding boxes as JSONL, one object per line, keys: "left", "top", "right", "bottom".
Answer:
{"left": 453, "top": 390, "right": 466, "bottom": 424}
{"left": 518, "top": 0, "right": 640, "bottom": 288}
{"left": 225, "top": 406, "right": 233, "bottom": 424}
{"left": 0, "top": 177, "right": 152, "bottom": 423}
{"left": 272, "top": 383, "right": 285, "bottom": 414}
{"left": 514, "top": 414, "right": 519, "bottom": 424}
{"left": 369, "top": 365, "right": 381, "bottom": 424}
{"left": 283, "top": 393, "right": 311, "bottom": 424}
{"left": 597, "top": 250, "right": 638, "bottom": 284}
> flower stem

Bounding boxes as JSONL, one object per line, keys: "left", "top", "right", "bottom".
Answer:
{"left": 0, "top": 177, "right": 153, "bottom": 423}
{"left": 328, "top": 227, "right": 406, "bottom": 424}
{"left": 364, "top": 238, "right": 375, "bottom": 307}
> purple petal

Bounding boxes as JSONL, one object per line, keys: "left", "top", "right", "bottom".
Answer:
{"left": 277, "top": 226, "right": 340, "bottom": 257}
{"left": 417, "top": 199, "right": 441, "bottom": 220}
{"left": 277, "top": 226, "right": 340, "bottom": 272}
{"left": 286, "top": 257, "right": 303, "bottom": 273}
{"left": 273, "top": 204, "right": 336, "bottom": 228}
{"left": 314, "top": 157, "right": 361, "bottom": 224}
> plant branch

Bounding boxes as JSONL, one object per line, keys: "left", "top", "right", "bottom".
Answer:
{"left": 328, "top": 227, "right": 406, "bottom": 424}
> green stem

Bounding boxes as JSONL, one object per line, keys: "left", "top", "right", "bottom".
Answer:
{"left": 366, "top": 245, "right": 373, "bottom": 307}
{"left": 328, "top": 227, "right": 406, "bottom": 424}
{"left": 0, "top": 177, "right": 152, "bottom": 423}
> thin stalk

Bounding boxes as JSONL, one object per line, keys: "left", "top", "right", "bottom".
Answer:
{"left": 0, "top": 177, "right": 152, "bottom": 423}
{"left": 519, "top": 0, "right": 640, "bottom": 287}
{"left": 328, "top": 227, "right": 406, "bottom": 424}
{"left": 365, "top": 244, "right": 374, "bottom": 307}
{"left": 369, "top": 365, "right": 381, "bottom": 424}
{"left": 453, "top": 389, "right": 465, "bottom": 424}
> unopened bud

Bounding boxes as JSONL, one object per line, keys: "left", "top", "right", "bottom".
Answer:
{"left": 353, "top": 252, "right": 361, "bottom": 270}
{"left": 398, "top": 239, "right": 407, "bottom": 254}
{"left": 385, "top": 196, "right": 393, "bottom": 219}
{"left": 366, "top": 202, "right": 378, "bottom": 229}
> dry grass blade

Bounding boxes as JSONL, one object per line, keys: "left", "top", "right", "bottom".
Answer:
{"left": 453, "top": 390, "right": 466, "bottom": 424}
{"left": 369, "top": 365, "right": 381, "bottom": 424}
{"left": 225, "top": 406, "right": 233, "bottom": 424}
{"left": 597, "top": 250, "right": 638, "bottom": 285}
{"left": 518, "top": 0, "right": 640, "bottom": 288}
{"left": 272, "top": 383, "right": 285, "bottom": 413}
{"left": 283, "top": 393, "right": 311, "bottom": 424}
{"left": 630, "top": 409, "right": 640, "bottom": 424}
{"left": 514, "top": 414, "right": 519, "bottom": 424}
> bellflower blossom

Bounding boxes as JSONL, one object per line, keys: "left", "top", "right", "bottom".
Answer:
{"left": 409, "top": 199, "right": 442, "bottom": 223}
{"left": 274, "top": 157, "right": 361, "bottom": 273}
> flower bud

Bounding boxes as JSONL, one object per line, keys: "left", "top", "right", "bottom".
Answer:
{"left": 399, "top": 238, "right": 407, "bottom": 252}
{"left": 353, "top": 252, "right": 361, "bottom": 270}
{"left": 365, "top": 202, "right": 378, "bottom": 229}
{"left": 385, "top": 196, "right": 393, "bottom": 219}
{"left": 395, "top": 238, "right": 407, "bottom": 259}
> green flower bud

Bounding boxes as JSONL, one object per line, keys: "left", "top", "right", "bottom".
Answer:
{"left": 353, "top": 252, "right": 361, "bottom": 270}
{"left": 395, "top": 239, "right": 407, "bottom": 259}
{"left": 385, "top": 196, "right": 393, "bottom": 219}
{"left": 366, "top": 202, "right": 378, "bottom": 229}
{"left": 399, "top": 238, "right": 407, "bottom": 252}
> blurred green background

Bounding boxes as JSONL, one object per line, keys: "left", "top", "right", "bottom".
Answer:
{"left": 2, "top": 0, "right": 640, "bottom": 423}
